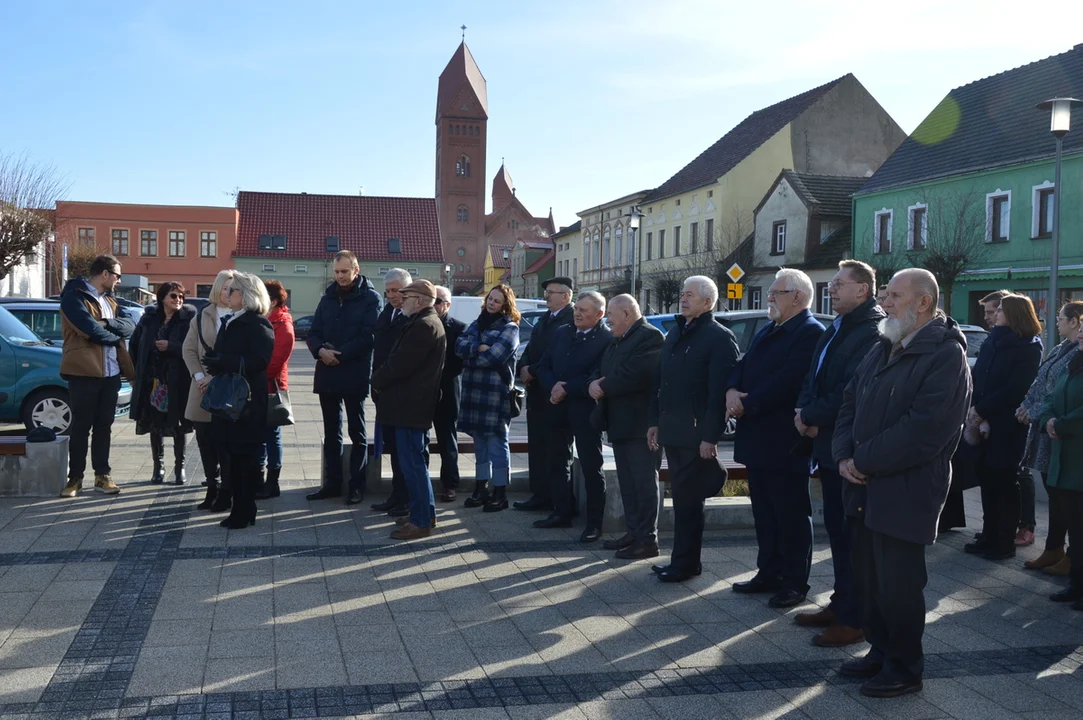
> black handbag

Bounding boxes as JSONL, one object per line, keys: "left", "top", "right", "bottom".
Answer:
{"left": 196, "top": 314, "right": 251, "bottom": 422}
{"left": 267, "top": 379, "right": 294, "bottom": 427}
{"left": 509, "top": 384, "right": 525, "bottom": 419}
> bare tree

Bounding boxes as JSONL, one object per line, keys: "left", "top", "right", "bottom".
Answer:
{"left": 647, "top": 263, "right": 686, "bottom": 314}
{"left": 0, "top": 151, "right": 69, "bottom": 281}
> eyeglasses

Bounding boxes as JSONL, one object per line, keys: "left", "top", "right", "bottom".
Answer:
{"left": 434, "top": 298, "right": 448, "bottom": 305}
{"left": 107, "top": 269, "right": 122, "bottom": 280}
{"left": 168, "top": 293, "right": 184, "bottom": 300}
{"left": 766, "top": 289, "right": 796, "bottom": 298}
{"left": 544, "top": 289, "right": 569, "bottom": 297}
{"left": 827, "top": 280, "right": 864, "bottom": 290}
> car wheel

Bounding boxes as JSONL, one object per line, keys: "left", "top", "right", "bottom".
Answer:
{"left": 722, "top": 415, "right": 737, "bottom": 442}
{"left": 23, "top": 388, "right": 73, "bottom": 435}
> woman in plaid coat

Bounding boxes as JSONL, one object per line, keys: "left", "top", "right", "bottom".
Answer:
{"left": 456, "top": 284, "right": 521, "bottom": 513}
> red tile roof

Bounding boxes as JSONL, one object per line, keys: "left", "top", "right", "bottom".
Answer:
{"left": 488, "top": 244, "right": 512, "bottom": 268}
{"left": 235, "top": 191, "right": 443, "bottom": 262}
{"left": 437, "top": 42, "right": 488, "bottom": 122}
{"left": 524, "top": 249, "right": 555, "bottom": 275}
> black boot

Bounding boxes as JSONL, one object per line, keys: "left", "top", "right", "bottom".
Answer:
{"left": 149, "top": 432, "right": 165, "bottom": 484}
{"left": 210, "top": 485, "right": 232, "bottom": 512}
{"left": 256, "top": 468, "right": 281, "bottom": 499}
{"left": 483, "top": 485, "right": 508, "bottom": 513}
{"left": 173, "top": 429, "right": 187, "bottom": 485}
{"left": 197, "top": 478, "right": 217, "bottom": 510}
{"left": 463, "top": 480, "right": 491, "bottom": 508}
{"left": 253, "top": 466, "right": 267, "bottom": 498}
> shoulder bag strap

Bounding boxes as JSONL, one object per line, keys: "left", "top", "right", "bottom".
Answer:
{"left": 196, "top": 309, "right": 213, "bottom": 354}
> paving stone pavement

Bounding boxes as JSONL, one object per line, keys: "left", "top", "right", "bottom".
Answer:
{"left": 0, "top": 343, "right": 1080, "bottom": 719}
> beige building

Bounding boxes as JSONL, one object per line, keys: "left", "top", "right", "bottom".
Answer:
{"left": 574, "top": 191, "right": 652, "bottom": 296}
{"left": 552, "top": 221, "right": 581, "bottom": 285}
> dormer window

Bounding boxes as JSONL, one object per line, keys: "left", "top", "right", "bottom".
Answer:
{"left": 387, "top": 237, "right": 402, "bottom": 254}
{"left": 325, "top": 235, "right": 340, "bottom": 252}
{"left": 259, "top": 234, "right": 287, "bottom": 251}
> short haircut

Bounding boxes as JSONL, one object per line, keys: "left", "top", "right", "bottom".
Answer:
{"left": 775, "top": 268, "right": 814, "bottom": 306}
{"left": 895, "top": 268, "right": 939, "bottom": 309}
{"left": 232, "top": 272, "right": 271, "bottom": 316}
{"left": 683, "top": 275, "right": 718, "bottom": 307}
{"left": 384, "top": 268, "right": 412, "bottom": 287}
{"left": 210, "top": 270, "right": 236, "bottom": 308}
{"left": 609, "top": 293, "right": 641, "bottom": 317}
{"left": 333, "top": 250, "right": 359, "bottom": 270}
{"left": 577, "top": 291, "right": 606, "bottom": 313}
{"left": 264, "top": 279, "right": 289, "bottom": 307}
{"left": 89, "top": 254, "right": 119, "bottom": 277}
{"left": 999, "top": 294, "right": 1042, "bottom": 338}
{"left": 838, "top": 259, "right": 875, "bottom": 295}
{"left": 155, "top": 281, "right": 187, "bottom": 306}
{"left": 434, "top": 285, "right": 452, "bottom": 303}
{"left": 487, "top": 284, "right": 521, "bottom": 324}
{"left": 1063, "top": 300, "right": 1083, "bottom": 324}
{"left": 980, "top": 289, "right": 1012, "bottom": 306}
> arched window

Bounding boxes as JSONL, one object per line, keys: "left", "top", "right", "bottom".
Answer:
{"left": 583, "top": 235, "right": 591, "bottom": 271}
{"left": 602, "top": 226, "right": 611, "bottom": 268}
{"left": 614, "top": 225, "right": 623, "bottom": 266}
{"left": 593, "top": 230, "right": 601, "bottom": 270}
{"left": 455, "top": 155, "right": 471, "bottom": 177}
{"left": 459, "top": 263, "right": 464, "bottom": 272}
{"left": 457, "top": 205, "right": 469, "bottom": 223}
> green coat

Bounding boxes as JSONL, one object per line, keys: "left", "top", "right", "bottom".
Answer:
{"left": 1040, "top": 359, "right": 1083, "bottom": 492}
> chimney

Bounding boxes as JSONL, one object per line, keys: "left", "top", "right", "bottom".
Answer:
{"left": 359, "top": 186, "right": 365, "bottom": 196}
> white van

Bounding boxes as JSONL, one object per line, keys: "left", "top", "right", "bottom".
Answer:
{"left": 447, "top": 296, "right": 547, "bottom": 326}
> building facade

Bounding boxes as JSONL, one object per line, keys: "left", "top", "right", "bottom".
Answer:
{"left": 482, "top": 244, "right": 511, "bottom": 294}
{"left": 574, "top": 191, "right": 652, "bottom": 297}
{"left": 552, "top": 221, "right": 581, "bottom": 284}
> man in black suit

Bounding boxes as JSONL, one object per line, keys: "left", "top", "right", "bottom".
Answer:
{"left": 433, "top": 285, "right": 467, "bottom": 502}
{"left": 535, "top": 291, "right": 613, "bottom": 542}
{"left": 514, "top": 275, "right": 574, "bottom": 511}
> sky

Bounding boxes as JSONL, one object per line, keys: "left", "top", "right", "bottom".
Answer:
{"left": 2, "top": 0, "right": 1081, "bottom": 229}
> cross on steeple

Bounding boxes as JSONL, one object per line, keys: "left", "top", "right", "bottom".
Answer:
{"left": 461, "top": 24, "right": 467, "bottom": 41}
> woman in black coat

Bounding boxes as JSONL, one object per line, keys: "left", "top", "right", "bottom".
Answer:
{"left": 966, "top": 294, "right": 1043, "bottom": 560}
{"left": 130, "top": 282, "right": 195, "bottom": 485}
{"left": 201, "top": 272, "right": 275, "bottom": 530}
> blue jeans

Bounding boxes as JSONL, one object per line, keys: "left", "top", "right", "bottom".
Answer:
{"left": 260, "top": 426, "right": 282, "bottom": 471}
{"left": 394, "top": 426, "right": 436, "bottom": 528}
{"left": 472, "top": 430, "right": 510, "bottom": 487}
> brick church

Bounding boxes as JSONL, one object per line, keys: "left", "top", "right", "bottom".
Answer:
{"left": 435, "top": 42, "right": 556, "bottom": 295}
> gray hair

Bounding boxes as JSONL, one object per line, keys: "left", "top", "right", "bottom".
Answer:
{"left": 384, "top": 268, "right": 412, "bottom": 287}
{"left": 775, "top": 268, "right": 814, "bottom": 307}
{"left": 210, "top": 269, "right": 236, "bottom": 309}
{"left": 577, "top": 291, "right": 606, "bottom": 313}
{"left": 683, "top": 275, "right": 718, "bottom": 307}
{"left": 434, "top": 285, "right": 452, "bottom": 303}
{"left": 609, "top": 293, "right": 641, "bottom": 317}
{"left": 232, "top": 272, "right": 272, "bottom": 316}
{"left": 894, "top": 268, "right": 940, "bottom": 309}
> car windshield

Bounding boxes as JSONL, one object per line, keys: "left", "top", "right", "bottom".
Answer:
{"left": 0, "top": 307, "right": 46, "bottom": 345}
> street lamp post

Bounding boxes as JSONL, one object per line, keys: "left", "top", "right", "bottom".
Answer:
{"left": 1037, "top": 97, "right": 1082, "bottom": 351}
{"left": 628, "top": 206, "right": 643, "bottom": 301}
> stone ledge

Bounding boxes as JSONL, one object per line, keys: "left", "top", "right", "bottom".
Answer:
{"left": 0, "top": 437, "right": 70, "bottom": 497}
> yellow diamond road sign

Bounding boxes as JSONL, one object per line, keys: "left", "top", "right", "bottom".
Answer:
{"left": 726, "top": 263, "right": 745, "bottom": 283}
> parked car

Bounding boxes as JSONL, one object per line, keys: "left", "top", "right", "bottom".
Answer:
{"left": 293, "top": 314, "right": 314, "bottom": 340}
{"left": 957, "top": 324, "right": 988, "bottom": 369}
{"left": 0, "top": 306, "right": 131, "bottom": 433}
{"left": 0, "top": 298, "right": 67, "bottom": 346}
{"left": 46, "top": 294, "right": 147, "bottom": 326}
{"left": 513, "top": 310, "right": 549, "bottom": 364}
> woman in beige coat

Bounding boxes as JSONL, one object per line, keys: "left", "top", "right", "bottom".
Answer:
{"left": 184, "top": 270, "right": 236, "bottom": 510}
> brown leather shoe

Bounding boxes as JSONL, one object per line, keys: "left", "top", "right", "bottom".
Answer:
{"left": 1025, "top": 548, "right": 1066, "bottom": 570}
{"left": 813, "top": 624, "right": 865, "bottom": 647}
{"left": 1044, "top": 555, "right": 1072, "bottom": 576}
{"left": 794, "top": 608, "right": 836, "bottom": 628}
{"left": 390, "top": 523, "right": 431, "bottom": 540}
{"left": 395, "top": 516, "right": 436, "bottom": 528}
{"left": 439, "top": 488, "right": 457, "bottom": 502}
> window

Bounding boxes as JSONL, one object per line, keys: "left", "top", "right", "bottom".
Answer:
{"left": 658, "top": 229, "right": 665, "bottom": 259}
{"left": 457, "top": 205, "right": 469, "bottom": 223}
{"left": 325, "top": 235, "right": 340, "bottom": 252}
{"left": 986, "top": 190, "right": 1011, "bottom": 243}
{"left": 168, "top": 230, "right": 185, "bottom": 257}
{"left": 139, "top": 230, "right": 157, "bottom": 256}
{"left": 817, "top": 282, "right": 833, "bottom": 315}
{"left": 749, "top": 286, "right": 762, "bottom": 310}
{"left": 645, "top": 289, "right": 651, "bottom": 312}
{"left": 583, "top": 236, "right": 591, "bottom": 270}
{"left": 646, "top": 232, "right": 653, "bottom": 260}
{"left": 614, "top": 226, "right": 623, "bottom": 266}
{"left": 456, "top": 154, "right": 471, "bottom": 177}
{"left": 873, "top": 210, "right": 893, "bottom": 253}
{"left": 388, "top": 237, "right": 402, "bottom": 254}
{"left": 708, "top": 190, "right": 713, "bottom": 198}
{"left": 602, "top": 227, "right": 610, "bottom": 267}
{"left": 690, "top": 222, "right": 699, "bottom": 254}
{"left": 200, "top": 231, "right": 217, "bottom": 257}
{"left": 907, "top": 204, "right": 927, "bottom": 250}
{"left": 705, "top": 218, "right": 714, "bottom": 252}
{"left": 593, "top": 231, "right": 600, "bottom": 269}
{"left": 295, "top": 265, "right": 308, "bottom": 273}
{"left": 262, "top": 263, "right": 276, "bottom": 272}
{"left": 111, "top": 229, "right": 129, "bottom": 255}
{"left": 771, "top": 221, "right": 786, "bottom": 255}
{"left": 674, "top": 226, "right": 681, "bottom": 256}
{"left": 196, "top": 284, "right": 212, "bottom": 298}
{"left": 1033, "top": 183, "right": 1055, "bottom": 239}
{"left": 77, "top": 227, "right": 95, "bottom": 247}
{"left": 572, "top": 258, "right": 577, "bottom": 277}
{"left": 258, "top": 234, "right": 286, "bottom": 251}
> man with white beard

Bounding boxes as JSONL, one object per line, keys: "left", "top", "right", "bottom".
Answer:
{"left": 833, "top": 268, "right": 971, "bottom": 699}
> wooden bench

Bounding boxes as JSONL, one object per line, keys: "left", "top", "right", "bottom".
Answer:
{"left": 430, "top": 436, "right": 530, "bottom": 455}
{"left": 0, "top": 438, "right": 27, "bottom": 456}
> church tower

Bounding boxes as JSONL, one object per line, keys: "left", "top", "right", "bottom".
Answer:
{"left": 435, "top": 41, "right": 488, "bottom": 293}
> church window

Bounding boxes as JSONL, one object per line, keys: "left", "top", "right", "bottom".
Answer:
{"left": 459, "top": 264, "right": 464, "bottom": 272}
{"left": 457, "top": 247, "right": 466, "bottom": 257}
{"left": 456, "top": 155, "right": 471, "bottom": 177}
{"left": 457, "top": 205, "right": 469, "bottom": 223}
{"left": 466, "top": 264, "right": 471, "bottom": 272}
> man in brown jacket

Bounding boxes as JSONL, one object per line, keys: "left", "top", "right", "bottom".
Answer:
{"left": 371, "top": 279, "right": 446, "bottom": 539}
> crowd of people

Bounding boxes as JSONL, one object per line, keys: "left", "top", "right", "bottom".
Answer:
{"left": 52, "top": 252, "right": 1083, "bottom": 700}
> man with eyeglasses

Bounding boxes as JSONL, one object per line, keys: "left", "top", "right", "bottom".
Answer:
{"left": 792, "top": 260, "right": 885, "bottom": 648}
{"left": 726, "top": 268, "right": 824, "bottom": 609}
{"left": 59, "top": 255, "right": 136, "bottom": 498}
{"left": 514, "top": 276, "right": 575, "bottom": 512}
{"left": 432, "top": 285, "right": 466, "bottom": 501}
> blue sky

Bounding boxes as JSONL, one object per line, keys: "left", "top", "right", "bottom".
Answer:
{"left": 2, "top": 0, "right": 1079, "bottom": 228}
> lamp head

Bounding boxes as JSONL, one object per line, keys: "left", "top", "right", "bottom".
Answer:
{"left": 1037, "top": 97, "right": 1082, "bottom": 137}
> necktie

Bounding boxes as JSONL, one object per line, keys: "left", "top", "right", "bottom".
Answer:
{"left": 220, "top": 314, "right": 233, "bottom": 332}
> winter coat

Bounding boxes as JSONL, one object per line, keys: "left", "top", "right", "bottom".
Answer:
{"left": 58, "top": 277, "right": 135, "bottom": 380}
{"left": 971, "top": 325, "right": 1042, "bottom": 469}
{"left": 535, "top": 322, "right": 612, "bottom": 428}
{"left": 1022, "top": 340, "right": 1079, "bottom": 473}
{"left": 519, "top": 305, "right": 574, "bottom": 407}
{"left": 371, "top": 306, "right": 446, "bottom": 430}
{"left": 1039, "top": 353, "right": 1083, "bottom": 492}
{"left": 649, "top": 311, "right": 740, "bottom": 450}
{"left": 266, "top": 305, "right": 295, "bottom": 392}
{"left": 373, "top": 303, "right": 410, "bottom": 374}
{"left": 797, "top": 299, "right": 886, "bottom": 465}
{"left": 728, "top": 309, "right": 825, "bottom": 472}
{"left": 455, "top": 315, "right": 520, "bottom": 436}
{"left": 833, "top": 315, "right": 972, "bottom": 545}
{"left": 591, "top": 318, "right": 665, "bottom": 442}
{"left": 129, "top": 304, "right": 196, "bottom": 430}
{"left": 437, "top": 314, "right": 467, "bottom": 422}
{"left": 306, "top": 276, "right": 380, "bottom": 397}
{"left": 204, "top": 311, "right": 275, "bottom": 448}
{"left": 182, "top": 304, "right": 222, "bottom": 424}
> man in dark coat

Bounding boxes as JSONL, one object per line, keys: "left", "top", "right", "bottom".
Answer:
{"left": 305, "top": 251, "right": 381, "bottom": 505}
{"left": 726, "top": 269, "right": 824, "bottom": 609}
{"left": 369, "top": 269, "right": 414, "bottom": 515}
{"left": 515, "top": 275, "right": 574, "bottom": 511}
{"left": 433, "top": 285, "right": 467, "bottom": 502}
{"left": 833, "top": 268, "right": 971, "bottom": 699}
{"left": 372, "top": 280, "right": 447, "bottom": 540}
{"left": 534, "top": 291, "right": 612, "bottom": 541}
{"left": 589, "top": 294, "right": 665, "bottom": 560}
{"left": 793, "top": 260, "right": 885, "bottom": 647}
{"left": 648, "top": 276, "right": 740, "bottom": 582}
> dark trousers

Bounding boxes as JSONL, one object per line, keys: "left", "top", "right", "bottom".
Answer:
{"left": 1045, "top": 481, "right": 1070, "bottom": 551}
{"left": 664, "top": 445, "right": 726, "bottom": 572}
{"left": 613, "top": 439, "right": 661, "bottom": 544}
{"left": 193, "top": 421, "right": 220, "bottom": 484}
{"left": 551, "top": 418, "right": 604, "bottom": 525}
{"left": 978, "top": 464, "right": 1019, "bottom": 552}
{"left": 747, "top": 468, "right": 813, "bottom": 593}
{"left": 319, "top": 393, "right": 367, "bottom": 494}
{"left": 227, "top": 448, "right": 260, "bottom": 524}
{"left": 1062, "top": 489, "right": 1083, "bottom": 590}
{"left": 433, "top": 387, "right": 460, "bottom": 490}
{"left": 67, "top": 375, "right": 122, "bottom": 481}
{"left": 525, "top": 389, "right": 553, "bottom": 503}
{"left": 853, "top": 523, "right": 927, "bottom": 681}
{"left": 819, "top": 467, "right": 858, "bottom": 627}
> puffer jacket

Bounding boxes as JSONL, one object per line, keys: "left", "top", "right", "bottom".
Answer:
{"left": 266, "top": 305, "right": 295, "bottom": 392}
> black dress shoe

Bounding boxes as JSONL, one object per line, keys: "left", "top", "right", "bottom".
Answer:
{"left": 982, "top": 547, "right": 1016, "bottom": 561}
{"left": 732, "top": 577, "right": 781, "bottom": 594}
{"left": 615, "top": 542, "right": 659, "bottom": 560}
{"left": 307, "top": 488, "right": 342, "bottom": 501}
{"left": 533, "top": 515, "right": 573, "bottom": 529}
{"left": 513, "top": 496, "right": 551, "bottom": 511}
{"left": 657, "top": 567, "right": 698, "bottom": 583}
{"left": 482, "top": 496, "right": 508, "bottom": 513}
{"left": 370, "top": 498, "right": 399, "bottom": 511}
{"left": 768, "top": 589, "right": 807, "bottom": 609}
{"left": 839, "top": 655, "right": 883, "bottom": 678}
{"left": 387, "top": 505, "right": 409, "bottom": 518}
{"left": 345, "top": 489, "right": 365, "bottom": 505}
{"left": 651, "top": 563, "right": 702, "bottom": 576}
{"left": 963, "top": 540, "right": 990, "bottom": 554}
{"left": 580, "top": 527, "right": 602, "bottom": 543}
{"left": 860, "top": 674, "right": 923, "bottom": 698}
{"left": 1051, "top": 588, "right": 1083, "bottom": 602}
{"left": 603, "top": 533, "right": 635, "bottom": 550}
